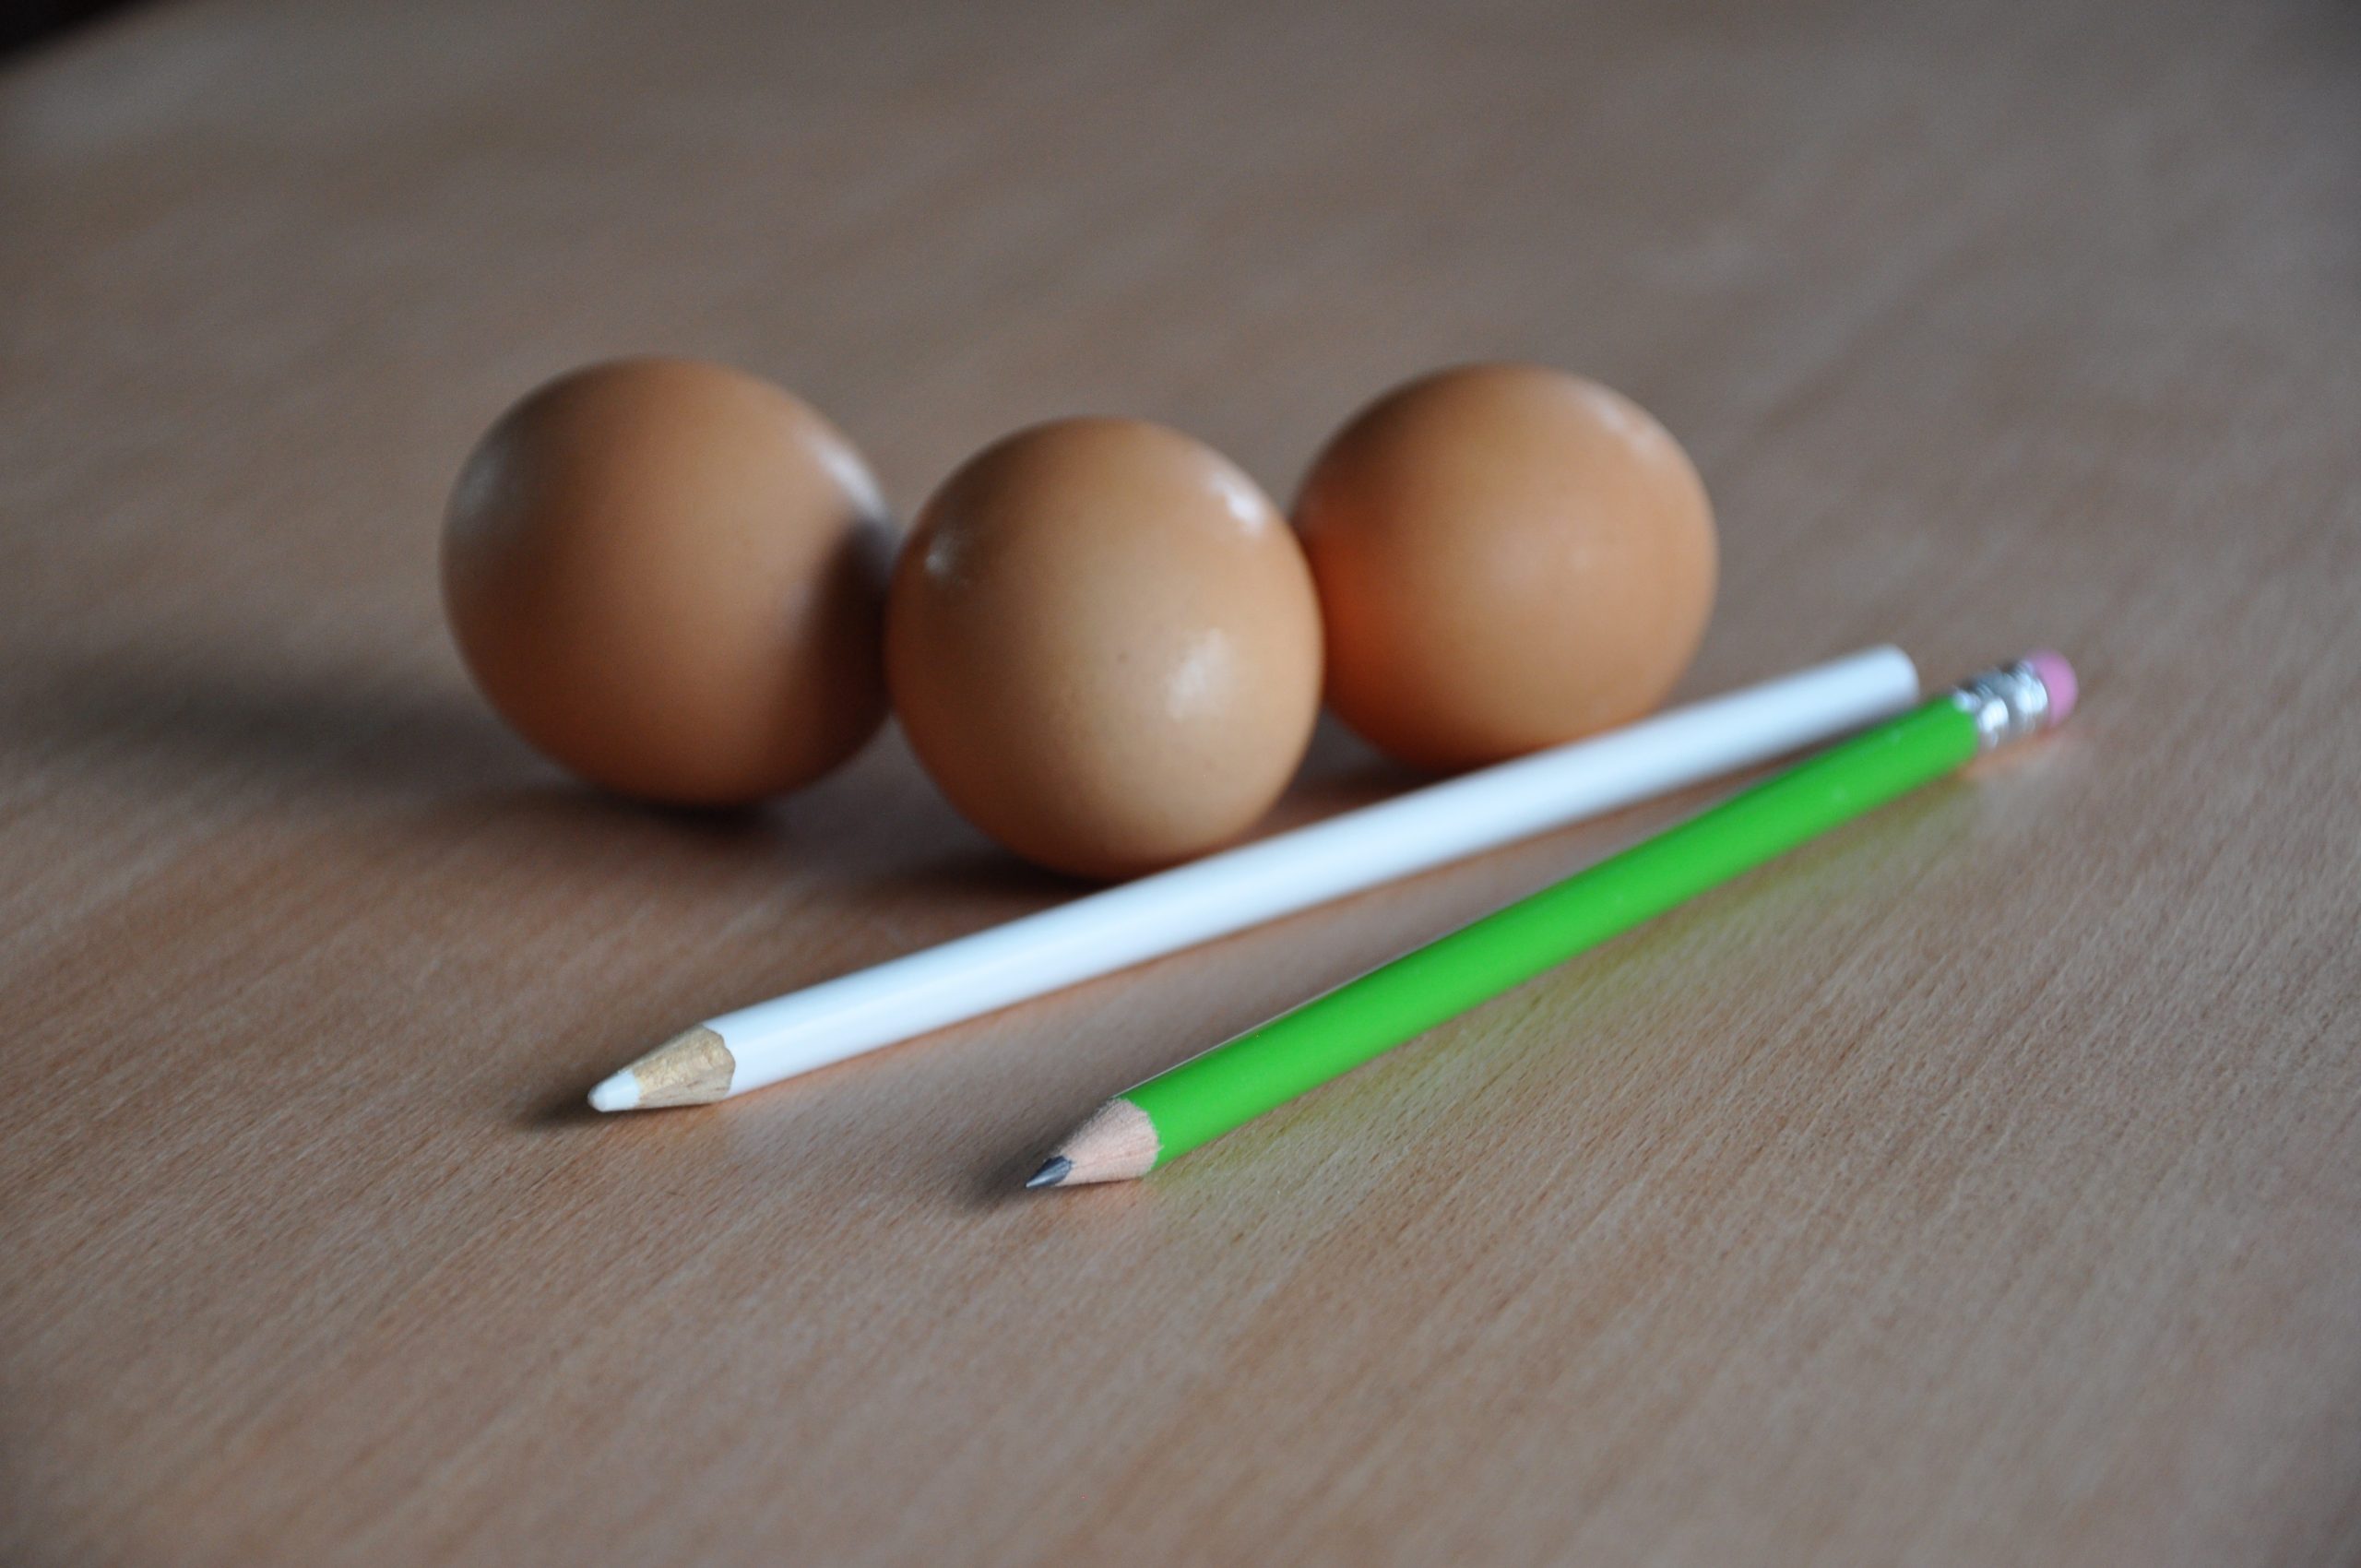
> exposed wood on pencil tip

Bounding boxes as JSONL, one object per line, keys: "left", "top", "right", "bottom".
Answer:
{"left": 613, "top": 1026, "right": 735, "bottom": 1109}
{"left": 1025, "top": 1156, "right": 1074, "bottom": 1190}
{"left": 1036, "top": 1099, "right": 1162, "bottom": 1187}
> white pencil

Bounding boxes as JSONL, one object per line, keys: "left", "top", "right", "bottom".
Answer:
{"left": 589, "top": 645, "right": 1919, "bottom": 1111}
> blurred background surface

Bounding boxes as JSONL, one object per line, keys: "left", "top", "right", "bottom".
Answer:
{"left": 3, "top": 2, "right": 2356, "bottom": 1564}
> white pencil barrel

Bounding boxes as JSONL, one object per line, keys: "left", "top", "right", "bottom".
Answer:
{"left": 715, "top": 646, "right": 1919, "bottom": 1091}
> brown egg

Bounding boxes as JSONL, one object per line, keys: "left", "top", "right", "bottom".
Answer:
{"left": 887, "top": 418, "right": 1323, "bottom": 880}
{"left": 443, "top": 358, "right": 892, "bottom": 805}
{"left": 1293, "top": 363, "right": 1716, "bottom": 771}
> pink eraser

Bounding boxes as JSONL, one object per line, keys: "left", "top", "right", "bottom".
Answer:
{"left": 2026, "top": 649, "right": 2077, "bottom": 727}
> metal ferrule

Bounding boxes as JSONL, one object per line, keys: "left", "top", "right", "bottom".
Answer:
{"left": 1948, "top": 659, "right": 2054, "bottom": 754}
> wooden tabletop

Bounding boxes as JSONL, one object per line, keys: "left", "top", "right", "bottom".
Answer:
{"left": 6, "top": 1, "right": 2358, "bottom": 1562}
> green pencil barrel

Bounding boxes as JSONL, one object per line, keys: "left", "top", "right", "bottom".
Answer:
{"left": 1128, "top": 696, "right": 1981, "bottom": 1167}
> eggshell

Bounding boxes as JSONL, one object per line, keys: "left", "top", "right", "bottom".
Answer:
{"left": 443, "top": 358, "right": 891, "bottom": 805}
{"left": 1293, "top": 363, "right": 1716, "bottom": 771}
{"left": 887, "top": 418, "right": 1322, "bottom": 880}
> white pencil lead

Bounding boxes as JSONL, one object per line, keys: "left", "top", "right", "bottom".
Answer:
{"left": 587, "top": 1071, "right": 640, "bottom": 1113}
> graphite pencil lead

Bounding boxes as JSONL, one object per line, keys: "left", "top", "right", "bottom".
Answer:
{"left": 1025, "top": 1157, "right": 1074, "bottom": 1190}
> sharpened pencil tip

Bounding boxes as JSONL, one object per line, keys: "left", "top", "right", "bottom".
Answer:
{"left": 1025, "top": 1156, "right": 1074, "bottom": 1190}
{"left": 587, "top": 1071, "right": 640, "bottom": 1113}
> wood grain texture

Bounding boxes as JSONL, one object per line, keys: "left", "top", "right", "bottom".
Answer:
{"left": 4, "top": 0, "right": 2358, "bottom": 1562}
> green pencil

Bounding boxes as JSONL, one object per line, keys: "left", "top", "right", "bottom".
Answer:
{"left": 1026, "top": 651, "right": 2077, "bottom": 1189}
